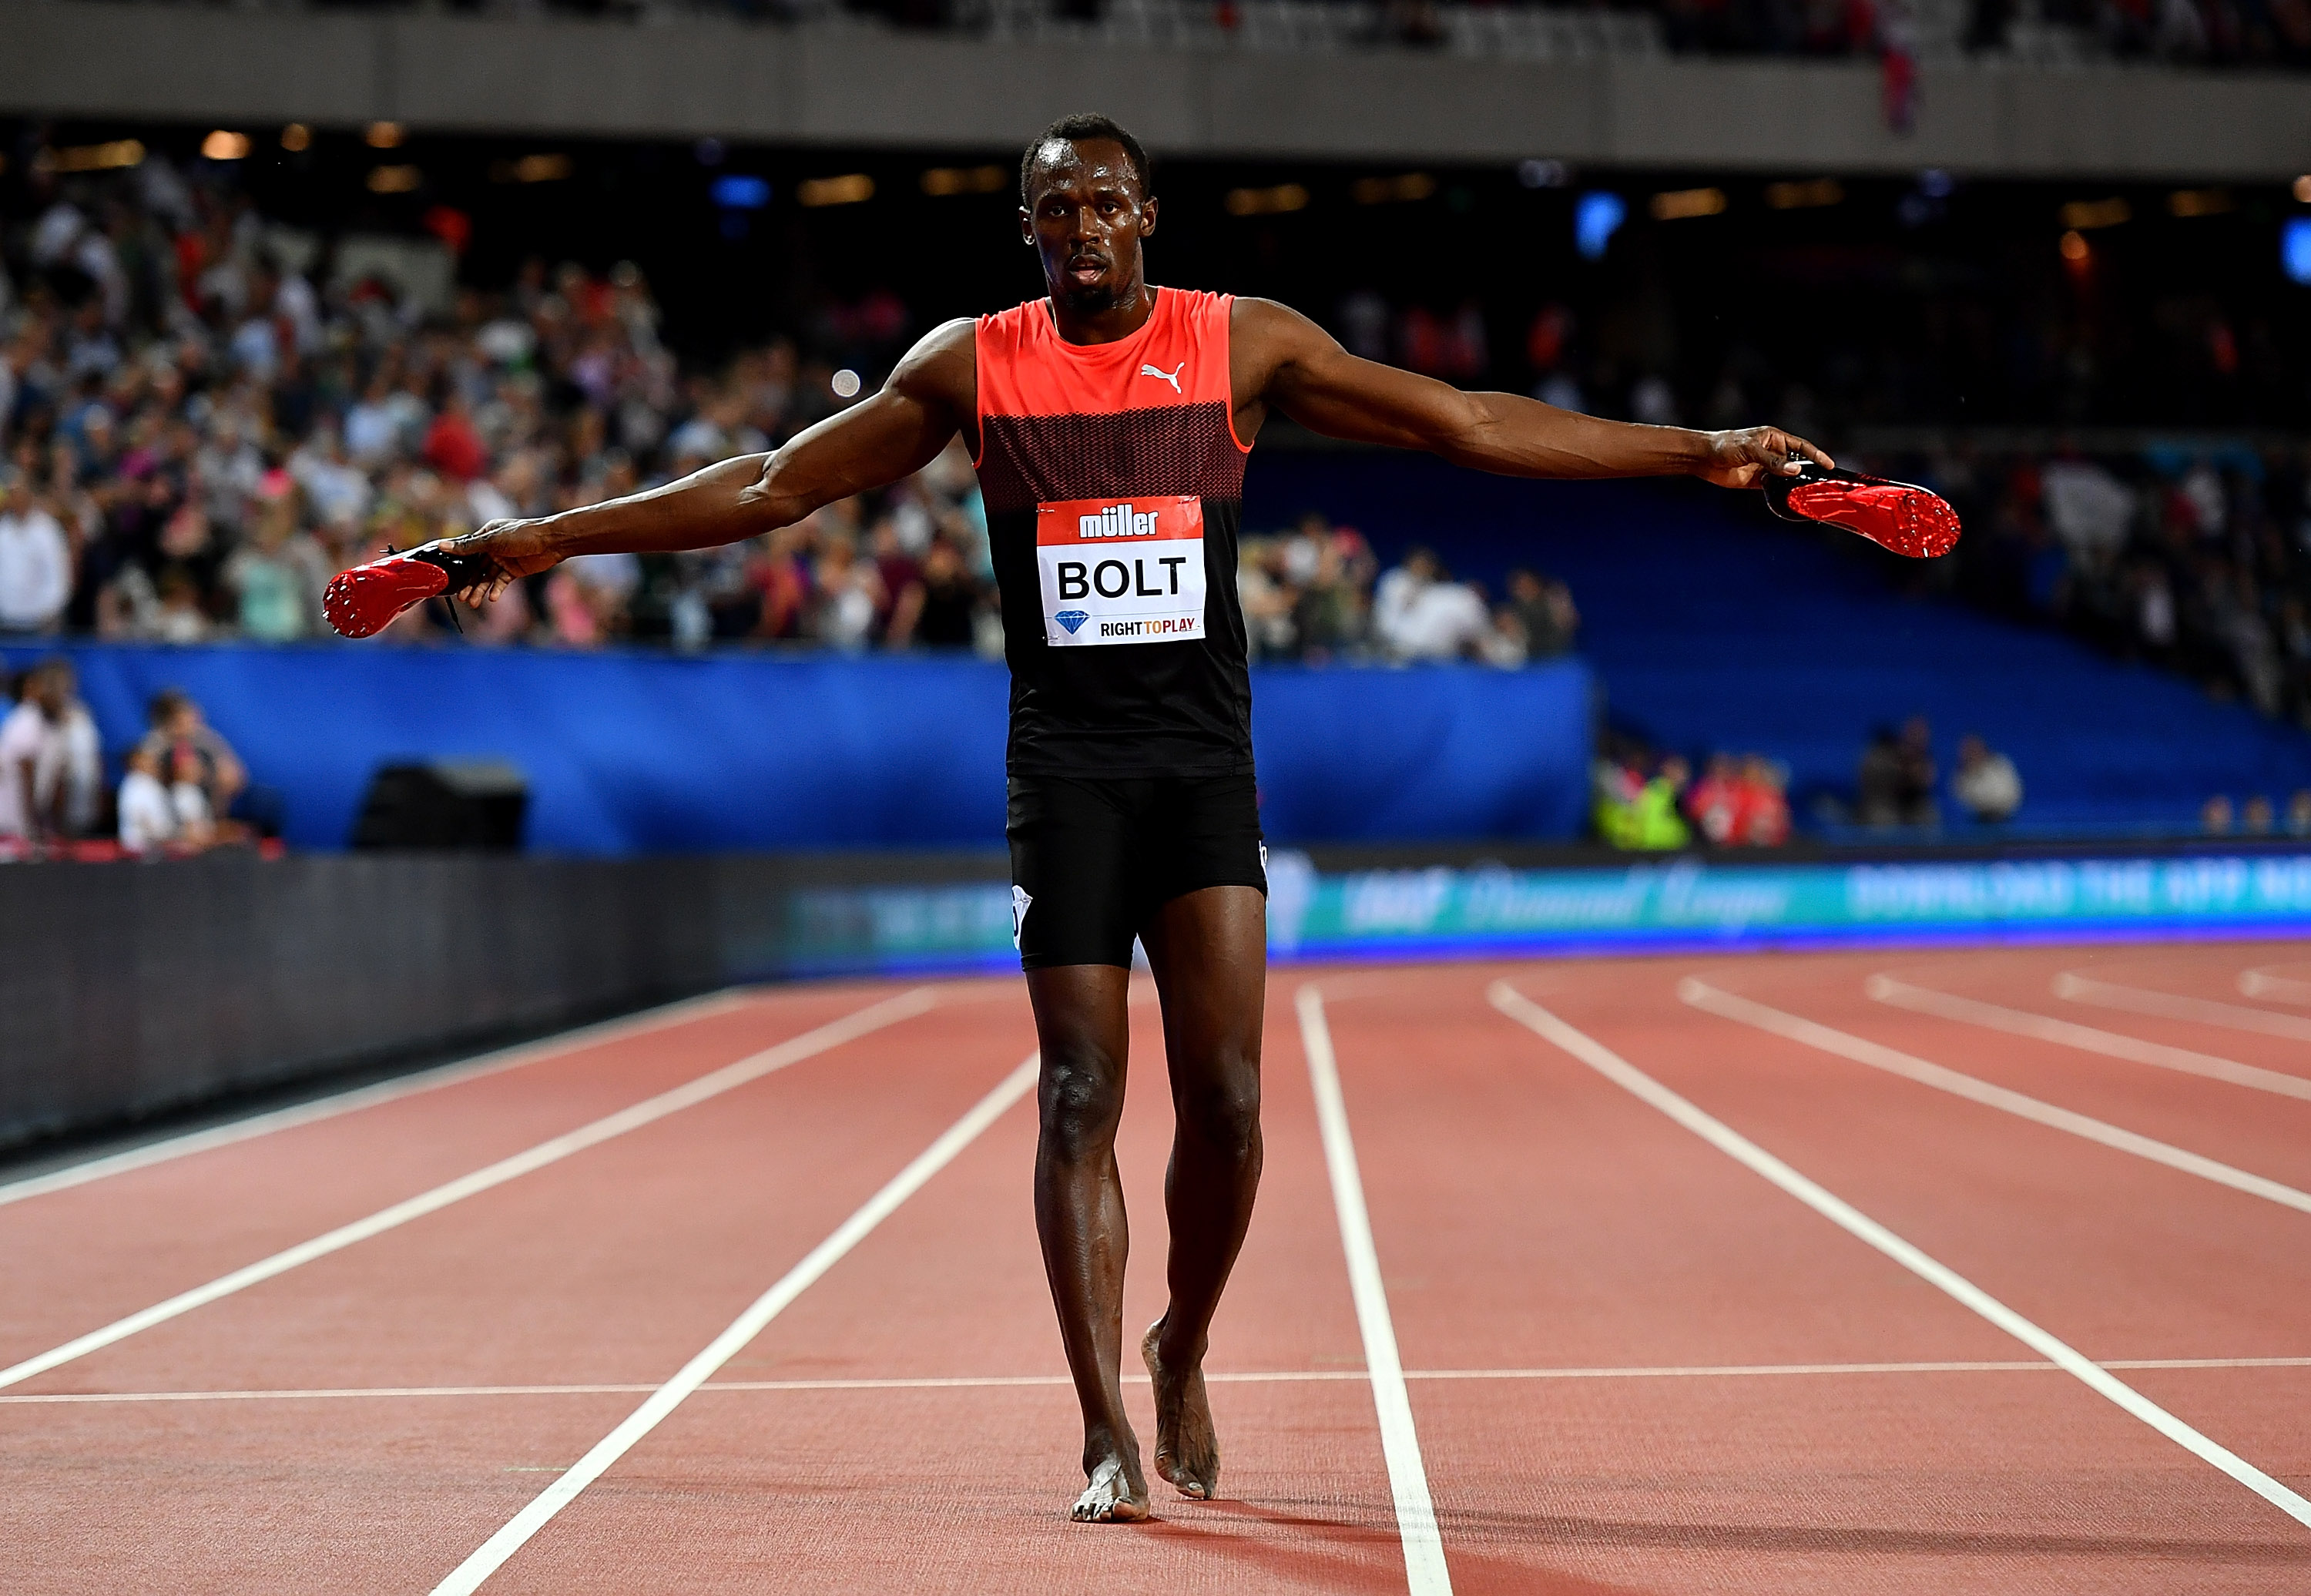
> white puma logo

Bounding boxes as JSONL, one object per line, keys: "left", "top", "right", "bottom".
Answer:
{"left": 1139, "top": 362, "right": 1183, "bottom": 393}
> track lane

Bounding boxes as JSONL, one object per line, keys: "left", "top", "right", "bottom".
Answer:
{"left": 1945, "top": 944, "right": 2311, "bottom": 1082}
{"left": 1330, "top": 957, "right": 2311, "bottom": 1593}
{"left": 0, "top": 984, "right": 1040, "bottom": 1593}
{"left": 478, "top": 980, "right": 1415, "bottom": 1594}
{"left": 0, "top": 985, "right": 905, "bottom": 1366}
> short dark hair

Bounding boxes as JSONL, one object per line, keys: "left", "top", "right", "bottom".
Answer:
{"left": 149, "top": 687, "right": 190, "bottom": 727}
{"left": 1021, "top": 114, "right": 1152, "bottom": 206}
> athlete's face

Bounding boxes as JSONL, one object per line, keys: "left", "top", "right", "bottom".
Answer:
{"left": 1021, "top": 139, "right": 1156, "bottom": 314}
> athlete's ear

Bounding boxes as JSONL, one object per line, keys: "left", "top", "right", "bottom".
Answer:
{"left": 1140, "top": 195, "right": 1159, "bottom": 240}
{"left": 1019, "top": 206, "right": 1035, "bottom": 246}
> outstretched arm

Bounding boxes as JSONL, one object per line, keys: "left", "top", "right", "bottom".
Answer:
{"left": 443, "top": 319, "right": 976, "bottom": 597}
{"left": 1231, "top": 298, "right": 1829, "bottom": 488}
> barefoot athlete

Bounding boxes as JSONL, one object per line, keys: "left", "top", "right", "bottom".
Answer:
{"left": 414, "top": 112, "right": 1831, "bottom": 1524}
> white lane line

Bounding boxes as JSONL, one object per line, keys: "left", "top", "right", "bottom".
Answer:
{"left": 1297, "top": 984, "right": 1454, "bottom": 1596}
{"left": 429, "top": 1051, "right": 1039, "bottom": 1595}
{"left": 0, "top": 990, "right": 759, "bottom": 1209}
{"left": 0, "top": 989, "right": 936, "bottom": 1393}
{"left": 2239, "top": 967, "right": 2311, "bottom": 1006}
{"left": 2058, "top": 971, "right": 2311, "bottom": 1043}
{"left": 18, "top": 1356, "right": 2311, "bottom": 1406}
{"left": 1870, "top": 976, "right": 2311, "bottom": 1104}
{"left": 1488, "top": 981, "right": 2311, "bottom": 1534}
{"left": 1685, "top": 981, "right": 2311, "bottom": 1216}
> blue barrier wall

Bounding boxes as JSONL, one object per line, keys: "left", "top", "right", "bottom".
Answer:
{"left": 4, "top": 643, "right": 1593, "bottom": 854}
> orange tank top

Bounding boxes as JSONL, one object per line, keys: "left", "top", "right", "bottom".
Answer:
{"left": 973, "top": 287, "right": 1254, "bottom": 778}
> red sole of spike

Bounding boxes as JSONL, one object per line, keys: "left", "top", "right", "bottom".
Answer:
{"left": 1787, "top": 480, "right": 1961, "bottom": 559}
{"left": 323, "top": 558, "right": 451, "bottom": 639}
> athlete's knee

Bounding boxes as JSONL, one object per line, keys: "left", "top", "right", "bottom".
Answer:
{"left": 1176, "top": 1063, "right": 1261, "bottom": 1158}
{"left": 1038, "top": 1050, "right": 1125, "bottom": 1163}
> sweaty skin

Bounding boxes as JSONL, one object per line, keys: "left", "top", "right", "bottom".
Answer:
{"left": 438, "top": 132, "right": 1830, "bottom": 1523}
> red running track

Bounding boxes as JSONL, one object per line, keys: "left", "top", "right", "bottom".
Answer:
{"left": 4, "top": 943, "right": 2310, "bottom": 1592}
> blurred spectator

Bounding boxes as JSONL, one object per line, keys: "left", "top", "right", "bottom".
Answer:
{"left": 168, "top": 743, "right": 218, "bottom": 848}
{"left": 1374, "top": 545, "right": 1489, "bottom": 662}
{"left": 1, "top": 660, "right": 66, "bottom": 846}
{"left": 1504, "top": 568, "right": 1579, "bottom": 659}
{"left": 1685, "top": 753, "right": 1745, "bottom": 844}
{"left": 116, "top": 744, "right": 176, "bottom": 853}
{"left": 137, "top": 687, "right": 249, "bottom": 827}
{"left": 0, "top": 471, "right": 71, "bottom": 633}
{"left": 224, "top": 481, "right": 330, "bottom": 641}
{"left": 1737, "top": 755, "right": 1792, "bottom": 846}
{"left": 39, "top": 659, "right": 103, "bottom": 837}
{"left": 1857, "top": 726, "right": 1903, "bottom": 827}
{"left": 2202, "top": 793, "right": 2234, "bottom": 834}
{"left": 1685, "top": 751, "right": 1793, "bottom": 846}
{"left": 1595, "top": 745, "right": 1691, "bottom": 850}
{"left": 2291, "top": 790, "right": 2311, "bottom": 838}
{"left": 1859, "top": 718, "right": 1940, "bottom": 828}
{"left": 1952, "top": 733, "right": 2024, "bottom": 823}
{"left": 887, "top": 535, "right": 986, "bottom": 649}
{"left": 2243, "top": 793, "right": 2276, "bottom": 836}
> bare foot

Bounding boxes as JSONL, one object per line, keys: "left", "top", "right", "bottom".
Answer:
{"left": 1069, "top": 1452, "right": 1152, "bottom": 1523}
{"left": 1142, "top": 1319, "right": 1220, "bottom": 1500}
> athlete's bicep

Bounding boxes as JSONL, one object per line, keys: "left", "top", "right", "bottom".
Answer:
{"left": 1237, "top": 298, "right": 1484, "bottom": 451}
{"left": 746, "top": 320, "right": 974, "bottom": 521}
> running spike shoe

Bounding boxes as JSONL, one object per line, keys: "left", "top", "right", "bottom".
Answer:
{"left": 323, "top": 545, "right": 499, "bottom": 639}
{"left": 1761, "top": 462, "right": 1960, "bottom": 559}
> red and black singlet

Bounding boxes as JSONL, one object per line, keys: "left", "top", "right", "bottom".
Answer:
{"left": 974, "top": 287, "right": 1254, "bottom": 777}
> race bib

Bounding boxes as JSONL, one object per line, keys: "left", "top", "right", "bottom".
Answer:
{"left": 1035, "top": 495, "right": 1206, "bottom": 647}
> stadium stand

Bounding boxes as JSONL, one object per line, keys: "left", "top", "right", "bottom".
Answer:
{"left": 1244, "top": 452, "right": 2311, "bottom": 835}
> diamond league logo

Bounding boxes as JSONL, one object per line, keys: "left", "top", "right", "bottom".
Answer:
{"left": 1055, "top": 609, "right": 1090, "bottom": 634}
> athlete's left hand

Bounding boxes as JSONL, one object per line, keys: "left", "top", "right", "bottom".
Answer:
{"left": 1696, "top": 427, "right": 1834, "bottom": 490}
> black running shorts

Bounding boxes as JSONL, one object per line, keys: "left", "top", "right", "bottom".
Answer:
{"left": 1006, "top": 773, "right": 1268, "bottom": 970}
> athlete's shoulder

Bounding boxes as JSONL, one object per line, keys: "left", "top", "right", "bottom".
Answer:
{"left": 886, "top": 317, "right": 978, "bottom": 410}
{"left": 1226, "top": 296, "right": 1319, "bottom": 337}
{"left": 976, "top": 299, "right": 1051, "bottom": 339}
{"left": 1160, "top": 286, "right": 1234, "bottom": 317}
{"left": 1228, "top": 297, "right": 1331, "bottom": 377}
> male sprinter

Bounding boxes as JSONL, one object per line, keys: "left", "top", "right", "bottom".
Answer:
{"left": 430, "top": 114, "right": 1830, "bottom": 1524}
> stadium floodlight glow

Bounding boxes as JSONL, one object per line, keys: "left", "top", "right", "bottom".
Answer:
{"left": 509, "top": 154, "right": 573, "bottom": 184}
{"left": 2059, "top": 197, "right": 2131, "bottom": 230}
{"left": 1765, "top": 178, "right": 1843, "bottom": 211}
{"left": 200, "top": 130, "right": 250, "bottom": 162}
{"left": 45, "top": 139, "right": 146, "bottom": 173}
{"left": 280, "top": 124, "right": 311, "bottom": 153}
{"left": 1350, "top": 173, "right": 1435, "bottom": 205}
{"left": 831, "top": 369, "right": 863, "bottom": 399}
{"left": 1224, "top": 184, "right": 1310, "bottom": 217}
{"left": 2168, "top": 188, "right": 2233, "bottom": 218}
{"left": 797, "top": 173, "right": 875, "bottom": 208}
{"left": 710, "top": 175, "right": 771, "bottom": 210}
{"left": 1649, "top": 186, "right": 1726, "bottom": 222}
{"left": 1575, "top": 191, "right": 1625, "bottom": 261}
{"left": 921, "top": 165, "right": 1009, "bottom": 196}
{"left": 2285, "top": 219, "right": 2311, "bottom": 287}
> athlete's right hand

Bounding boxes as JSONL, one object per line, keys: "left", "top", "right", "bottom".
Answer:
{"left": 435, "top": 519, "right": 564, "bottom": 605}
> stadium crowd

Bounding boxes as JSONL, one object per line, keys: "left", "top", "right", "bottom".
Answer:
{"left": 0, "top": 161, "right": 1587, "bottom": 665}
{"left": 0, "top": 156, "right": 2297, "bottom": 721}
{"left": 1884, "top": 444, "right": 2311, "bottom": 730}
